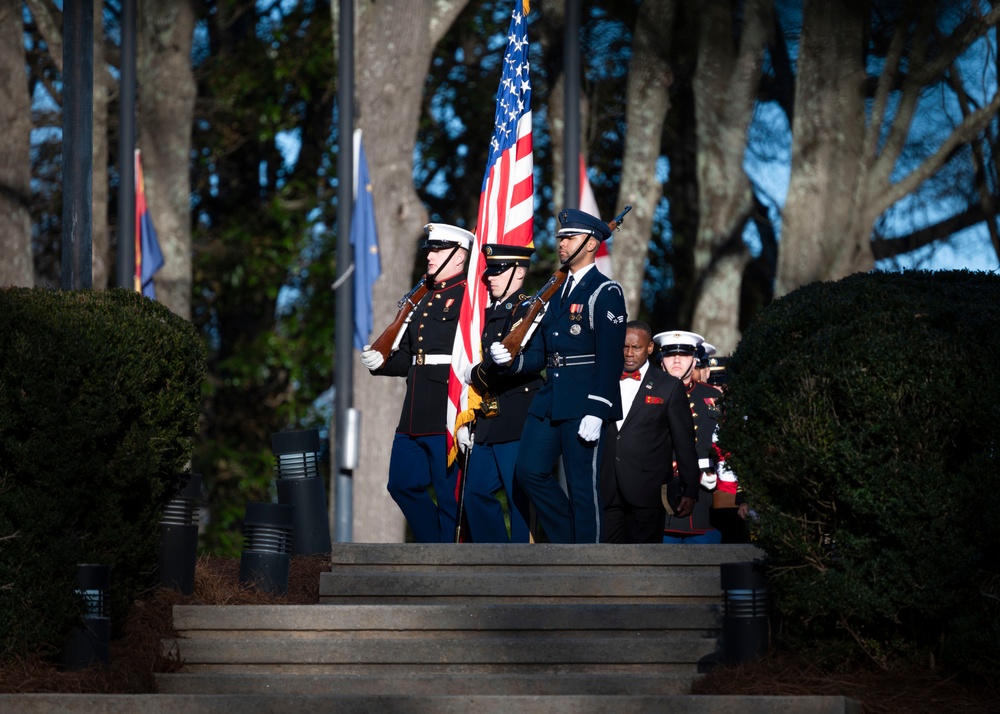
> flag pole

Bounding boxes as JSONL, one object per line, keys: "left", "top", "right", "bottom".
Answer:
{"left": 116, "top": 0, "right": 136, "bottom": 289}
{"left": 563, "top": 0, "right": 581, "bottom": 210}
{"left": 333, "top": 0, "right": 356, "bottom": 543}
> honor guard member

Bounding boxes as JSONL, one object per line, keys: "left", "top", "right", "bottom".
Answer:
{"left": 458, "top": 244, "right": 542, "bottom": 543}
{"left": 695, "top": 342, "right": 717, "bottom": 384}
{"left": 490, "top": 209, "right": 627, "bottom": 544}
{"left": 653, "top": 329, "right": 724, "bottom": 543}
{"left": 360, "top": 224, "right": 472, "bottom": 543}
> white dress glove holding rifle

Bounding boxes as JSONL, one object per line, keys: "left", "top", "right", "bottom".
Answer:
{"left": 360, "top": 345, "right": 384, "bottom": 370}
{"left": 489, "top": 342, "right": 512, "bottom": 366}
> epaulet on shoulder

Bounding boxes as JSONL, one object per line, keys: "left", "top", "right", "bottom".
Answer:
{"left": 694, "top": 379, "right": 723, "bottom": 394}
{"left": 596, "top": 279, "right": 623, "bottom": 296}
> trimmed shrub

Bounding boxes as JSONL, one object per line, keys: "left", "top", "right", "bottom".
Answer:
{"left": 0, "top": 288, "right": 205, "bottom": 660}
{"left": 720, "top": 270, "right": 1000, "bottom": 678}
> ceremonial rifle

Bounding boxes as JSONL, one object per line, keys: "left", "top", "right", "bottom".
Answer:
{"left": 500, "top": 205, "right": 632, "bottom": 356}
{"left": 369, "top": 276, "right": 430, "bottom": 361}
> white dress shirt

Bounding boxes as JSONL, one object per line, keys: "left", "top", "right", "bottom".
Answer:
{"left": 616, "top": 360, "right": 649, "bottom": 431}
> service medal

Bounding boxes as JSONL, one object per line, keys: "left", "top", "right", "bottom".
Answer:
{"left": 569, "top": 303, "right": 583, "bottom": 321}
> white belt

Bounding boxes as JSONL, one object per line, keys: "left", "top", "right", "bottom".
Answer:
{"left": 412, "top": 354, "right": 451, "bottom": 366}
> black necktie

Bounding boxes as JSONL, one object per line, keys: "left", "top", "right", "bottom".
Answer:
{"left": 561, "top": 275, "right": 574, "bottom": 308}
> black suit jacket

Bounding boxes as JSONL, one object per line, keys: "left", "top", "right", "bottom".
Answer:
{"left": 600, "top": 366, "right": 699, "bottom": 510}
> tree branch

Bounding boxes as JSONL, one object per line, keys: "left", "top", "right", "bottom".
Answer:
{"left": 876, "top": 88, "right": 1000, "bottom": 213}
{"left": 24, "top": 0, "right": 63, "bottom": 74}
{"left": 870, "top": 204, "right": 988, "bottom": 260}
{"left": 428, "top": 0, "right": 473, "bottom": 48}
{"left": 864, "top": 8, "right": 909, "bottom": 169}
{"left": 870, "top": 5, "right": 935, "bottom": 192}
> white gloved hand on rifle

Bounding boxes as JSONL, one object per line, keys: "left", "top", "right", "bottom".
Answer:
{"left": 489, "top": 342, "right": 512, "bottom": 366}
{"left": 360, "top": 345, "right": 384, "bottom": 370}
{"left": 577, "top": 414, "right": 603, "bottom": 443}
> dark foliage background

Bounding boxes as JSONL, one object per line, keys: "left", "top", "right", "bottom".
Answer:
{"left": 720, "top": 270, "right": 1000, "bottom": 679}
{"left": 0, "top": 288, "right": 205, "bottom": 660}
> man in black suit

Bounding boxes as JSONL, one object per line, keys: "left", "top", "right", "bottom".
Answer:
{"left": 600, "top": 321, "right": 700, "bottom": 544}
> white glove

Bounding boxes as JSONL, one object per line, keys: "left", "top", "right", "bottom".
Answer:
{"left": 700, "top": 470, "right": 718, "bottom": 490}
{"left": 489, "top": 342, "right": 512, "bottom": 366}
{"left": 577, "top": 415, "right": 603, "bottom": 442}
{"left": 360, "top": 345, "right": 384, "bottom": 370}
{"left": 462, "top": 363, "right": 475, "bottom": 384}
{"left": 456, "top": 425, "right": 473, "bottom": 453}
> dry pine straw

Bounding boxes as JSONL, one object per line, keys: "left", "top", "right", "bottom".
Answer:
{"left": 1, "top": 554, "right": 997, "bottom": 713}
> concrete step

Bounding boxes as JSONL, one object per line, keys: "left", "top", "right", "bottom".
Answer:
{"left": 320, "top": 569, "right": 723, "bottom": 603}
{"left": 171, "top": 603, "right": 722, "bottom": 632}
{"left": 320, "top": 543, "right": 764, "bottom": 604}
{"left": 164, "top": 633, "right": 720, "bottom": 670}
{"left": 155, "top": 671, "right": 699, "bottom": 695}
{"left": 2, "top": 694, "right": 864, "bottom": 713}
{"left": 327, "top": 542, "right": 764, "bottom": 568}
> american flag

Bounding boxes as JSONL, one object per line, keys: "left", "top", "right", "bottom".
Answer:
{"left": 446, "top": 0, "right": 534, "bottom": 465}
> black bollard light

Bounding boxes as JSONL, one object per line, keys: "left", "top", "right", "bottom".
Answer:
{"left": 271, "top": 429, "right": 331, "bottom": 555}
{"left": 58, "top": 564, "right": 111, "bottom": 670}
{"left": 158, "top": 472, "right": 202, "bottom": 595}
{"left": 239, "top": 502, "right": 293, "bottom": 596}
{"left": 720, "top": 561, "right": 770, "bottom": 665}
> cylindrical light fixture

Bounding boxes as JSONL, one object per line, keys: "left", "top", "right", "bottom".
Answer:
{"left": 239, "top": 502, "right": 293, "bottom": 595}
{"left": 158, "top": 472, "right": 202, "bottom": 595}
{"left": 58, "top": 564, "right": 111, "bottom": 670}
{"left": 720, "top": 561, "right": 770, "bottom": 665}
{"left": 271, "top": 429, "right": 331, "bottom": 556}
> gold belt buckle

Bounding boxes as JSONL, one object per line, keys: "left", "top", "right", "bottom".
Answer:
{"left": 415, "top": 353, "right": 425, "bottom": 366}
{"left": 480, "top": 393, "right": 500, "bottom": 419}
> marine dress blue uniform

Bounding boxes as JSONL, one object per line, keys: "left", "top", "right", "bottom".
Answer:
{"left": 504, "top": 210, "right": 627, "bottom": 543}
{"left": 366, "top": 224, "right": 472, "bottom": 543}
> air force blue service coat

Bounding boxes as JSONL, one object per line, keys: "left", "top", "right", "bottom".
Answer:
{"left": 510, "top": 268, "right": 626, "bottom": 423}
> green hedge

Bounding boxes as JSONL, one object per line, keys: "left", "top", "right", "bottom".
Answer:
{"left": 720, "top": 270, "right": 1000, "bottom": 677}
{"left": 0, "top": 288, "right": 205, "bottom": 660}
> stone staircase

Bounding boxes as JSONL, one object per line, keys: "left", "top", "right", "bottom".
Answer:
{"left": 157, "top": 543, "right": 759, "bottom": 697}
{"left": 147, "top": 543, "right": 861, "bottom": 713}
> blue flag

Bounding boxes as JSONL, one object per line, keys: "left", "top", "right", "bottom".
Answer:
{"left": 135, "top": 150, "right": 164, "bottom": 300}
{"left": 351, "top": 132, "right": 381, "bottom": 351}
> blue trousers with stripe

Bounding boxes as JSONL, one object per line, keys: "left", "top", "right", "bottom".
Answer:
{"left": 387, "top": 433, "right": 458, "bottom": 543}
{"left": 514, "top": 414, "right": 604, "bottom": 544}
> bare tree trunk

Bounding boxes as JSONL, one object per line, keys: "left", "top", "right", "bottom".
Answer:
{"left": 613, "top": 0, "right": 675, "bottom": 319}
{"left": 689, "top": 0, "right": 771, "bottom": 354}
{"left": 0, "top": 0, "right": 35, "bottom": 288}
{"left": 345, "top": 0, "right": 470, "bottom": 542}
{"left": 137, "top": 0, "right": 196, "bottom": 318}
{"left": 777, "top": 0, "right": 868, "bottom": 297}
{"left": 91, "top": 0, "right": 110, "bottom": 290}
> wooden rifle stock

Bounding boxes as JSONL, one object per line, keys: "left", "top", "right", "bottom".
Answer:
{"left": 369, "top": 276, "right": 430, "bottom": 360}
{"left": 500, "top": 205, "right": 632, "bottom": 356}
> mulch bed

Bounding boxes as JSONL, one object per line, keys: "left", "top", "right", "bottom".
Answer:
{"left": 1, "top": 554, "right": 997, "bottom": 714}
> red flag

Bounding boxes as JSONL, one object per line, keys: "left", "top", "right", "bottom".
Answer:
{"left": 446, "top": 1, "right": 534, "bottom": 465}
{"left": 579, "top": 154, "right": 610, "bottom": 277}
